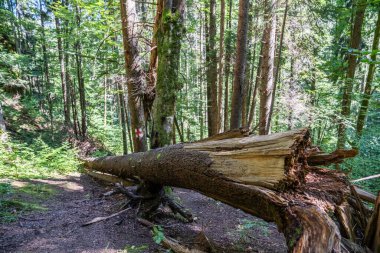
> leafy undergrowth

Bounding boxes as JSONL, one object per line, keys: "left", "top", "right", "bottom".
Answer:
{"left": 0, "top": 181, "right": 55, "bottom": 222}
{"left": 0, "top": 134, "right": 80, "bottom": 179}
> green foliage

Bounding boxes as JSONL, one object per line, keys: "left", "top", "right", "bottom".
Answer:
{"left": 151, "top": 225, "right": 165, "bottom": 244}
{"left": 0, "top": 135, "right": 80, "bottom": 179}
{"left": 122, "top": 244, "right": 149, "bottom": 253}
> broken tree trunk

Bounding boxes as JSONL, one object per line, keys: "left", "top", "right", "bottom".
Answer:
{"left": 84, "top": 128, "right": 371, "bottom": 252}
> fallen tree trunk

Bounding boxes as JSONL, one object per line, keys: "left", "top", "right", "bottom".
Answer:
{"left": 84, "top": 128, "right": 371, "bottom": 252}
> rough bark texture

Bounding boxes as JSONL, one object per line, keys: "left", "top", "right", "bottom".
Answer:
{"left": 217, "top": 0, "right": 225, "bottom": 133}
{"left": 356, "top": 8, "right": 380, "bottom": 139}
{"left": 259, "top": 0, "right": 277, "bottom": 135}
{"left": 151, "top": 0, "right": 185, "bottom": 148}
{"left": 337, "top": 0, "right": 367, "bottom": 148}
{"left": 85, "top": 128, "right": 371, "bottom": 252}
{"left": 230, "top": 0, "right": 249, "bottom": 129}
{"left": 120, "top": 0, "right": 147, "bottom": 152}
{"left": 206, "top": 0, "right": 218, "bottom": 136}
{"left": 223, "top": 0, "right": 232, "bottom": 131}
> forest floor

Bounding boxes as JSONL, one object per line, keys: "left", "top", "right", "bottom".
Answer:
{"left": 0, "top": 173, "right": 287, "bottom": 253}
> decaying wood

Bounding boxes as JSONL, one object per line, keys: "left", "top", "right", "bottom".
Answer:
{"left": 195, "top": 127, "right": 250, "bottom": 142}
{"left": 84, "top": 128, "right": 372, "bottom": 252}
{"left": 307, "top": 149, "right": 358, "bottom": 166}
{"left": 354, "top": 186, "right": 376, "bottom": 204}
{"left": 84, "top": 169, "right": 135, "bottom": 186}
{"left": 365, "top": 193, "right": 380, "bottom": 252}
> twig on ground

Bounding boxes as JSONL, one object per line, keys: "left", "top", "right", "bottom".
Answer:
{"left": 81, "top": 208, "right": 131, "bottom": 226}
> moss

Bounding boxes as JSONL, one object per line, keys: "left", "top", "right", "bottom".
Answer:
{"left": 153, "top": 7, "right": 185, "bottom": 147}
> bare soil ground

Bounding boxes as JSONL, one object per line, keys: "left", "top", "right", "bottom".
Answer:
{"left": 0, "top": 174, "right": 286, "bottom": 253}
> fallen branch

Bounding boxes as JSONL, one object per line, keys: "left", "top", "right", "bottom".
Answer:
{"left": 82, "top": 208, "right": 131, "bottom": 226}
{"left": 136, "top": 218, "right": 206, "bottom": 253}
{"left": 354, "top": 186, "right": 376, "bottom": 204}
{"left": 351, "top": 174, "right": 380, "bottom": 183}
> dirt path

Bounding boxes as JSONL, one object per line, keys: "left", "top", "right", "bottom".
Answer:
{"left": 0, "top": 174, "right": 286, "bottom": 252}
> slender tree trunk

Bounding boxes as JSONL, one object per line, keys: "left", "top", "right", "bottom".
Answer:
{"left": 259, "top": 0, "right": 277, "bottom": 135}
{"left": 223, "top": 0, "right": 232, "bottom": 131}
{"left": 268, "top": 0, "right": 288, "bottom": 131}
{"left": 206, "top": 0, "right": 218, "bottom": 136}
{"left": 104, "top": 75, "right": 107, "bottom": 128}
{"left": 356, "top": 8, "right": 380, "bottom": 140}
{"left": 39, "top": 0, "right": 53, "bottom": 131}
{"left": 247, "top": 45, "right": 262, "bottom": 129}
{"left": 151, "top": 0, "right": 185, "bottom": 148}
{"left": 230, "top": 0, "right": 249, "bottom": 129}
{"left": 54, "top": 10, "right": 71, "bottom": 128}
{"left": 337, "top": 0, "right": 367, "bottom": 148}
{"left": 71, "top": 78, "right": 80, "bottom": 138}
{"left": 75, "top": 4, "right": 87, "bottom": 139}
{"left": 120, "top": 0, "right": 147, "bottom": 152}
{"left": 242, "top": 3, "right": 255, "bottom": 127}
{"left": 217, "top": 0, "right": 225, "bottom": 132}
{"left": 117, "top": 82, "right": 128, "bottom": 154}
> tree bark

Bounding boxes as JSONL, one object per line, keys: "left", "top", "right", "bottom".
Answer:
{"left": 217, "top": 0, "right": 225, "bottom": 133}
{"left": 259, "top": 0, "right": 277, "bottom": 135}
{"left": 151, "top": 0, "right": 185, "bottom": 148}
{"left": 54, "top": 8, "right": 71, "bottom": 128}
{"left": 39, "top": 0, "right": 53, "bottom": 131}
{"left": 356, "top": 8, "right": 380, "bottom": 140}
{"left": 268, "top": 0, "right": 288, "bottom": 131}
{"left": 206, "top": 0, "right": 218, "bottom": 136}
{"left": 75, "top": 4, "right": 87, "bottom": 139}
{"left": 223, "top": 0, "right": 232, "bottom": 132}
{"left": 248, "top": 45, "right": 263, "bottom": 129}
{"left": 117, "top": 82, "right": 128, "bottom": 155}
{"left": 120, "top": 0, "right": 147, "bottom": 152}
{"left": 230, "top": 0, "right": 249, "bottom": 130}
{"left": 85, "top": 128, "right": 369, "bottom": 252}
{"left": 337, "top": 0, "right": 367, "bottom": 148}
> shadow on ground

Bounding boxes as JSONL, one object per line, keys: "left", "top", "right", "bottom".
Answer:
{"left": 0, "top": 174, "right": 286, "bottom": 253}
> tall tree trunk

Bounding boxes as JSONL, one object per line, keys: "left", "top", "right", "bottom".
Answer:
{"left": 230, "top": 0, "right": 249, "bottom": 129}
{"left": 268, "top": 0, "right": 288, "bottom": 131}
{"left": 146, "top": 0, "right": 163, "bottom": 113}
{"left": 0, "top": 103, "right": 5, "bottom": 133}
{"left": 259, "top": 0, "right": 277, "bottom": 135}
{"left": 39, "top": 0, "right": 53, "bottom": 131}
{"left": 117, "top": 82, "right": 128, "bottom": 155}
{"left": 120, "top": 0, "right": 147, "bottom": 152}
{"left": 337, "top": 0, "right": 367, "bottom": 148}
{"left": 54, "top": 9, "right": 71, "bottom": 128}
{"left": 206, "top": 0, "right": 218, "bottom": 137}
{"left": 75, "top": 4, "right": 87, "bottom": 139}
{"left": 217, "top": 0, "right": 225, "bottom": 132}
{"left": 70, "top": 77, "right": 80, "bottom": 138}
{"left": 223, "top": 0, "right": 233, "bottom": 131}
{"left": 151, "top": 0, "right": 185, "bottom": 148}
{"left": 247, "top": 45, "right": 262, "bottom": 129}
{"left": 356, "top": 8, "right": 380, "bottom": 140}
